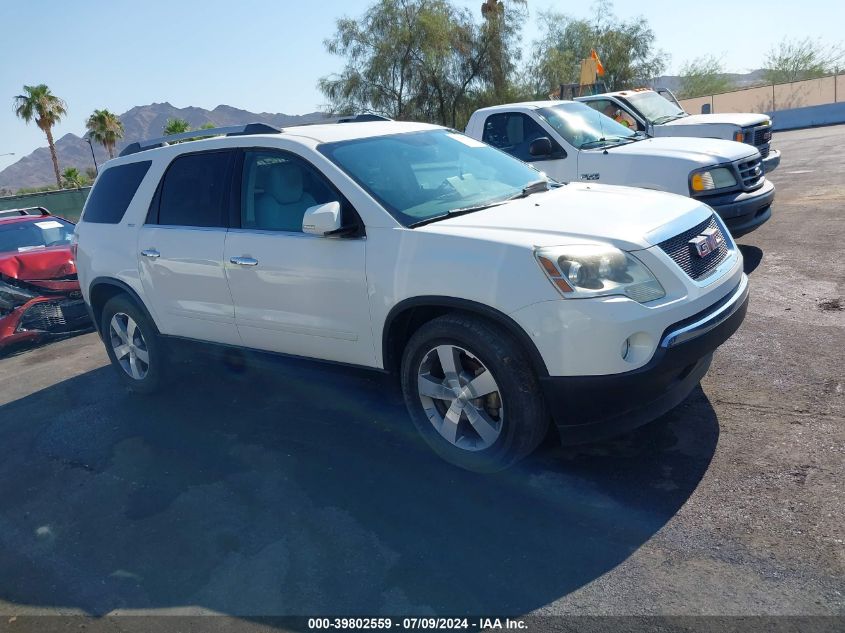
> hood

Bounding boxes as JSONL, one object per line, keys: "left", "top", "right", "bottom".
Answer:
{"left": 606, "top": 136, "right": 759, "bottom": 164}
{"left": 0, "top": 246, "right": 78, "bottom": 290}
{"left": 417, "top": 183, "right": 713, "bottom": 251}
{"left": 665, "top": 112, "right": 770, "bottom": 127}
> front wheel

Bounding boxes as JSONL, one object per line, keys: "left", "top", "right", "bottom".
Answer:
{"left": 101, "top": 294, "right": 166, "bottom": 394}
{"left": 400, "top": 313, "right": 549, "bottom": 472}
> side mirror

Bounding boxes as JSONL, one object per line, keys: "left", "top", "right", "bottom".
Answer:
{"left": 529, "top": 137, "right": 553, "bottom": 157}
{"left": 302, "top": 201, "right": 342, "bottom": 236}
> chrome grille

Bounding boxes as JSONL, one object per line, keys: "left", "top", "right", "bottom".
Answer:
{"left": 658, "top": 215, "right": 730, "bottom": 281}
{"left": 753, "top": 127, "right": 772, "bottom": 146}
{"left": 737, "top": 156, "right": 764, "bottom": 190}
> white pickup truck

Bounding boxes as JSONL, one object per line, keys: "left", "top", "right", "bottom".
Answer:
{"left": 575, "top": 89, "right": 780, "bottom": 173}
{"left": 466, "top": 100, "right": 775, "bottom": 237}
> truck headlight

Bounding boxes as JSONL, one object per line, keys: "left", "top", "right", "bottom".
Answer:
{"left": 690, "top": 167, "right": 737, "bottom": 195}
{"left": 535, "top": 244, "right": 665, "bottom": 303}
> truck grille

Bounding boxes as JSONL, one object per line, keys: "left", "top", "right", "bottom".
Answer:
{"left": 658, "top": 215, "right": 730, "bottom": 281}
{"left": 737, "top": 156, "right": 765, "bottom": 190}
{"left": 753, "top": 127, "right": 772, "bottom": 146}
{"left": 18, "top": 299, "right": 90, "bottom": 333}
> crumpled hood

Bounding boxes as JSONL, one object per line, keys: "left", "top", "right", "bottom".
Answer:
{"left": 418, "top": 183, "right": 712, "bottom": 251}
{"left": 665, "top": 112, "right": 770, "bottom": 127}
{"left": 0, "top": 246, "right": 78, "bottom": 290}
{"left": 606, "top": 136, "right": 759, "bottom": 164}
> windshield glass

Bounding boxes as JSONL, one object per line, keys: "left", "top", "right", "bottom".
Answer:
{"left": 537, "top": 102, "right": 637, "bottom": 149}
{"left": 0, "top": 218, "right": 74, "bottom": 254}
{"left": 320, "top": 129, "right": 548, "bottom": 226}
{"left": 624, "top": 91, "right": 686, "bottom": 123}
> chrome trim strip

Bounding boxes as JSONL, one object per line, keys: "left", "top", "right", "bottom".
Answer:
{"left": 661, "top": 273, "right": 749, "bottom": 348}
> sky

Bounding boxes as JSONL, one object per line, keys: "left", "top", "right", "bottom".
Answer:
{"left": 1, "top": 0, "right": 843, "bottom": 172}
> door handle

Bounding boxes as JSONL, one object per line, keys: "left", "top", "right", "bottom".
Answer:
{"left": 141, "top": 249, "right": 160, "bottom": 259}
{"left": 230, "top": 256, "right": 258, "bottom": 267}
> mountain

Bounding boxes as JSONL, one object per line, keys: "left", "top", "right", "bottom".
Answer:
{"left": 0, "top": 103, "right": 328, "bottom": 191}
{"left": 650, "top": 69, "right": 769, "bottom": 94}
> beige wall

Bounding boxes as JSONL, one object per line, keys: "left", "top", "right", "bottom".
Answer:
{"left": 678, "top": 74, "right": 842, "bottom": 114}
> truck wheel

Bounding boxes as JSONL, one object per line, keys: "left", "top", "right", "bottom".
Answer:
{"left": 400, "top": 313, "right": 549, "bottom": 472}
{"left": 101, "top": 294, "right": 166, "bottom": 394}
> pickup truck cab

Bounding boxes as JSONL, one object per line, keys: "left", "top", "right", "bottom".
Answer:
{"left": 466, "top": 100, "right": 774, "bottom": 237}
{"left": 575, "top": 89, "right": 780, "bottom": 173}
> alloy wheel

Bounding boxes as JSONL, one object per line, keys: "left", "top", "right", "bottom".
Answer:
{"left": 109, "top": 312, "right": 150, "bottom": 380}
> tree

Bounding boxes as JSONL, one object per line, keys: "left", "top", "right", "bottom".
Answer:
{"left": 14, "top": 84, "right": 67, "bottom": 188}
{"left": 199, "top": 122, "right": 216, "bottom": 130}
{"left": 86, "top": 109, "right": 125, "bottom": 159}
{"left": 318, "top": 0, "right": 526, "bottom": 128}
{"left": 163, "top": 118, "right": 191, "bottom": 136}
{"left": 677, "top": 56, "right": 735, "bottom": 98}
{"left": 61, "top": 167, "right": 86, "bottom": 189}
{"left": 762, "top": 37, "right": 844, "bottom": 84}
{"left": 527, "top": 1, "right": 667, "bottom": 97}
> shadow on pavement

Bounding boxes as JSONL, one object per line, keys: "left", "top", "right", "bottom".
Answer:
{"left": 0, "top": 354, "right": 719, "bottom": 616}
{"left": 738, "top": 244, "right": 764, "bottom": 275}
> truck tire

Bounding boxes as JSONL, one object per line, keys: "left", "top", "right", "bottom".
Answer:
{"left": 400, "top": 313, "right": 549, "bottom": 472}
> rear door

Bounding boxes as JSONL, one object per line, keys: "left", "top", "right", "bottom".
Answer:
{"left": 223, "top": 149, "right": 374, "bottom": 366}
{"left": 137, "top": 149, "right": 241, "bottom": 345}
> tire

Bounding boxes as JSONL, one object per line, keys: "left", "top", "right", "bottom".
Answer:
{"left": 400, "top": 313, "right": 549, "bottom": 472}
{"left": 101, "top": 294, "right": 166, "bottom": 394}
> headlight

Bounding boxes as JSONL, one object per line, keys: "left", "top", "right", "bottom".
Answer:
{"left": 535, "top": 244, "right": 665, "bottom": 303}
{"left": 0, "top": 279, "right": 38, "bottom": 311}
{"left": 690, "top": 167, "right": 737, "bottom": 194}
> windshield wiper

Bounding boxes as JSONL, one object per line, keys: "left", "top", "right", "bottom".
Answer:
{"left": 507, "top": 179, "right": 553, "bottom": 200}
{"left": 653, "top": 113, "right": 685, "bottom": 124}
{"left": 407, "top": 200, "right": 511, "bottom": 228}
{"left": 580, "top": 136, "right": 635, "bottom": 149}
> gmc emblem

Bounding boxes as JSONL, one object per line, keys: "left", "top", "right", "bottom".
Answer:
{"left": 689, "top": 227, "right": 723, "bottom": 258}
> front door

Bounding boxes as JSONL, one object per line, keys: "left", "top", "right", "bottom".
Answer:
{"left": 223, "top": 149, "right": 375, "bottom": 367}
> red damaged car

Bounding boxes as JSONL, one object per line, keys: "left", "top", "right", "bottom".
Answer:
{"left": 0, "top": 207, "right": 91, "bottom": 353}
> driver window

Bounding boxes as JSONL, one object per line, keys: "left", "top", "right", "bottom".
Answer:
{"left": 588, "top": 100, "right": 640, "bottom": 130}
{"left": 241, "top": 151, "right": 339, "bottom": 232}
{"left": 482, "top": 113, "right": 555, "bottom": 162}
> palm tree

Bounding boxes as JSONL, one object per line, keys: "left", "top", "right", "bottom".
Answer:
{"left": 163, "top": 118, "right": 191, "bottom": 136}
{"left": 14, "top": 84, "right": 67, "bottom": 188}
{"left": 61, "top": 167, "right": 85, "bottom": 189}
{"left": 85, "top": 108, "right": 124, "bottom": 159}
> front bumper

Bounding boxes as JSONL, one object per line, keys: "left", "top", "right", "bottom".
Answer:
{"left": 762, "top": 149, "right": 781, "bottom": 173}
{"left": 539, "top": 274, "right": 749, "bottom": 445}
{"left": 698, "top": 179, "right": 775, "bottom": 238}
{"left": 0, "top": 296, "right": 92, "bottom": 350}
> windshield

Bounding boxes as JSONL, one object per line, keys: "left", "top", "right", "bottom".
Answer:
{"left": 320, "top": 129, "right": 548, "bottom": 226}
{"left": 624, "top": 91, "right": 686, "bottom": 123}
{"left": 0, "top": 218, "right": 74, "bottom": 254}
{"left": 537, "top": 102, "right": 638, "bottom": 149}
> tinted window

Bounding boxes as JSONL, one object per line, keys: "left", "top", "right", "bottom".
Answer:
{"left": 156, "top": 151, "right": 233, "bottom": 227}
{"left": 482, "top": 113, "right": 550, "bottom": 161}
{"left": 241, "top": 151, "right": 341, "bottom": 232}
{"left": 82, "top": 161, "right": 151, "bottom": 224}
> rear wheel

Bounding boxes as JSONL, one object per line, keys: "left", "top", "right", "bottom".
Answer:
{"left": 400, "top": 313, "right": 548, "bottom": 472}
{"left": 101, "top": 295, "right": 166, "bottom": 394}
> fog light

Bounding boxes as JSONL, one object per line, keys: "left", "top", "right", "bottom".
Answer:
{"left": 621, "top": 338, "right": 631, "bottom": 360}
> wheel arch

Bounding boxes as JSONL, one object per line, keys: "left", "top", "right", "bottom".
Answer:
{"left": 88, "top": 277, "right": 159, "bottom": 337}
{"left": 382, "top": 296, "right": 549, "bottom": 378}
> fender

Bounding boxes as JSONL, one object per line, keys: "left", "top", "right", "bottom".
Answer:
{"left": 382, "top": 295, "right": 549, "bottom": 377}
{"left": 88, "top": 277, "right": 160, "bottom": 337}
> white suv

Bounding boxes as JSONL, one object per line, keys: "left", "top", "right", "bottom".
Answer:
{"left": 74, "top": 121, "right": 749, "bottom": 472}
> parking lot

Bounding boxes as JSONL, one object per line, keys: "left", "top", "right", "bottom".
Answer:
{"left": 0, "top": 125, "right": 842, "bottom": 620}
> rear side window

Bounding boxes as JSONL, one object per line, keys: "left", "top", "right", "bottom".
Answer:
{"left": 82, "top": 161, "right": 151, "bottom": 224}
{"left": 154, "top": 151, "right": 234, "bottom": 227}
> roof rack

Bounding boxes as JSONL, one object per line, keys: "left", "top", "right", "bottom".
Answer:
{"left": 119, "top": 123, "right": 282, "bottom": 157}
{"left": 0, "top": 206, "right": 51, "bottom": 218}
